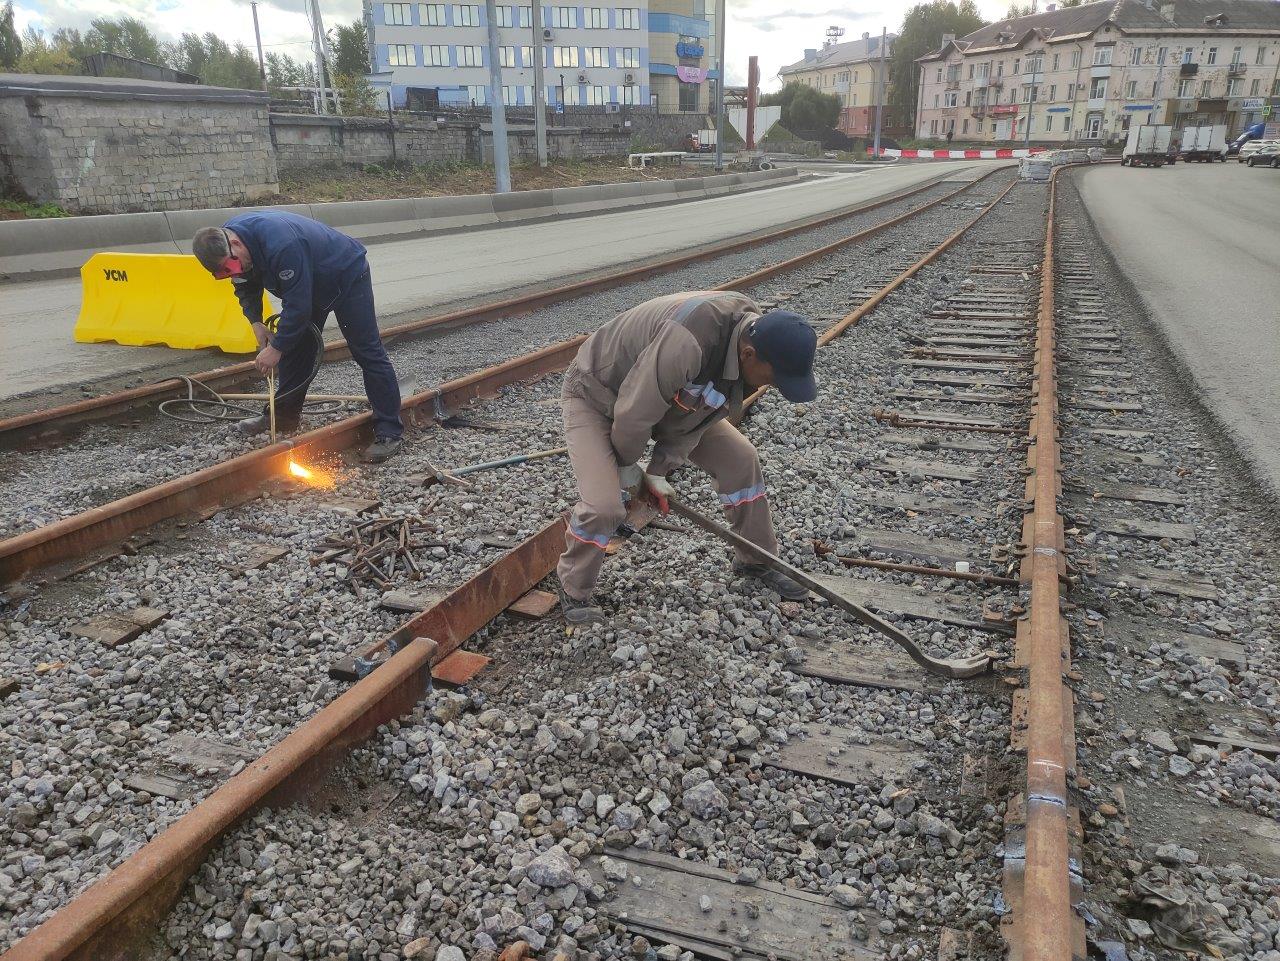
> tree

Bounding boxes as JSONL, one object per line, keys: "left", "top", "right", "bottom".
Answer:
{"left": 15, "top": 25, "right": 80, "bottom": 74}
{"left": 889, "top": 0, "right": 987, "bottom": 131}
{"left": 760, "top": 82, "right": 842, "bottom": 132}
{"left": 83, "top": 15, "right": 165, "bottom": 63}
{"left": 167, "top": 32, "right": 260, "bottom": 88}
{"left": 1006, "top": 2, "right": 1035, "bottom": 17}
{"left": 330, "top": 19, "right": 370, "bottom": 77}
{"left": 266, "top": 50, "right": 306, "bottom": 89}
{"left": 0, "top": 1, "right": 22, "bottom": 70}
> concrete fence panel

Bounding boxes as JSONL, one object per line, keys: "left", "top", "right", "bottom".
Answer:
{"left": 308, "top": 199, "right": 422, "bottom": 241}
{"left": 0, "top": 213, "right": 177, "bottom": 278}
{"left": 412, "top": 195, "right": 499, "bottom": 232}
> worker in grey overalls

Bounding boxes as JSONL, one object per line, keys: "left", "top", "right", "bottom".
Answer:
{"left": 557, "top": 291, "right": 819, "bottom": 625}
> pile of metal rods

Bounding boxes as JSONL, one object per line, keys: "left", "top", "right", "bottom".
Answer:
{"left": 310, "top": 509, "right": 443, "bottom": 591}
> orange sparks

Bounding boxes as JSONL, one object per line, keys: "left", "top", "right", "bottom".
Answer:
{"left": 288, "top": 459, "right": 314, "bottom": 480}
{"left": 285, "top": 458, "right": 333, "bottom": 488}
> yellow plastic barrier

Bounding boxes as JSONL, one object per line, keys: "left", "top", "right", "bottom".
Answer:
{"left": 74, "top": 252, "right": 270, "bottom": 354}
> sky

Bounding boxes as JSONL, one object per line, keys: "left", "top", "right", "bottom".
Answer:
{"left": 12, "top": 0, "right": 1016, "bottom": 90}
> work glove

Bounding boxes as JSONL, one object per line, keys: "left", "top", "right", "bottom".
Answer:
{"left": 618, "top": 463, "right": 644, "bottom": 495}
{"left": 641, "top": 472, "right": 674, "bottom": 515}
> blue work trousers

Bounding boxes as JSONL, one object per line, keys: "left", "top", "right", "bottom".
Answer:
{"left": 274, "top": 268, "right": 403, "bottom": 439}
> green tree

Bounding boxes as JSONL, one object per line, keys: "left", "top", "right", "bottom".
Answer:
{"left": 15, "top": 25, "right": 79, "bottom": 74}
{"left": 1006, "top": 2, "right": 1034, "bottom": 17}
{"left": 329, "top": 19, "right": 370, "bottom": 77}
{"left": 168, "top": 32, "right": 261, "bottom": 88}
{"left": 265, "top": 50, "right": 306, "bottom": 89}
{"left": 889, "top": 0, "right": 987, "bottom": 131}
{"left": 760, "top": 82, "right": 842, "bottom": 131}
{"left": 83, "top": 15, "right": 165, "bottom": 63}
{"left": 0, "top": 1, "right": 22, "bottom": 70}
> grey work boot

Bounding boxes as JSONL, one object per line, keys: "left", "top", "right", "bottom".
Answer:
{"left": 732, "top": 561, "right": 810, "bottom": 601}
{"left": 234, "top": 412, "right": 299, "bottom": 436}
{"left": 559, "top": 589, "right": 605, "bottom": 626}
{"left": 361, "top": 436, "right": 404, "bottom": 463}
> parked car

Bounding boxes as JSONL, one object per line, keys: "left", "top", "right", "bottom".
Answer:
{"left": 1237, "top": 140, "right": 1279, "bottom": 163}
{"left": 1225, "top": 121, "right": 1267, "bottom": 156}
{"left": 1245, "top": 144, "right": 1280, "bottom": 168}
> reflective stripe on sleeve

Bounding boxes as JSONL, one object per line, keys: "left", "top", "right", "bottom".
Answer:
{"left": 568, "top": 523, "right": 612, "bottom": 550}
{"left": 719, "top": 483, "right": 767, "bottom": 508}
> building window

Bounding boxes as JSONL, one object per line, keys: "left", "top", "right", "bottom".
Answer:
{"left": 499, "top": 45, "right": 517, "bottom": 67}
{"left": 465, "top": 84, "right": 486, "bottom": 104}
{"left": 1227, "top": 77, "right": 1242, "bottom": 96}
{"left": 1070, "top": 50, "right": 1081, "bottom": 68}
{"left": 455, "top": 44, "right": 482, "bottom": 66}
{"left": 584, "top": 6, "right": 607, "bottom": 28}
{"left": 419, "top": 2, "right": 445, "bottom": 24}
{"left": 586, "top": 84, "right": 606, "bottom": 105}
{"left": 1251, "top": 78, "right": 1261, "bottom": 96}
{"left": 936, "top": 68, "right": 942, "bottom": 83}
{"left": 1026, "top": 55, "right": 1042, "bottom": 74}
{"left": 618, "top": 47, "right": 640, "bottom": 69}
{"left": 964, "top": 90, "right": 971, "bottom": 106}
{"left": 502, "top": 85, "right": 517, "bottom": 105}
{"left": 1231, "top": 46, "right": 1242, "bottom": 64}
{"left": 1206, "top": 47, "right": 1217, "bottom": 65}
{"left": 620, "top": 84, "right": 638, "bottom": 104}
{"left": 1177, "top": 78, "right": 1192, "bottom": 98}
{"left": 1129, "top": 46, "right": 1141, "bottom": 66}
{"left": 385, "top": 3, "right": 412, "bottom": 25}
{"left": 943, "top": 91, "right": 957, "bottom": 107}
{"left": 1048, "top": 83, "right": 1056, "bottom": 100}
{"left": 934, "top": 94, "right": 939, "bottom": 107}
{"left": 1022, "top": 85, "right": 1033, "bottom": 103}
{"left": 1157, "top": 46, "right": 1167, "bottom": 65}
{"left": 1182, "top": 47, "right": 1193, "bottom": 64}
{"left": 562, "top": 83, "right": 581, "bottom": 105}
{"left": 1274, "top": 78, "right": 1280, "bottom": 96}
{"left": 552, "top": 46, "right": 579, "bottom": 67}
{"left": 584, "top": 46, "right": 607, "bottom": 67}
{"left": 551, "top": 6, "right": 576, "bottom": 27}
{"left": 1092, "top": 46, "right": 1112, "bottom": 66}
{"left": 1200, "top": 79, "right": 1212, "bottom": 97}
{"left": 1045, "top": 115, "right": 1053, "bottom": 132}
{"left": 424, "top": 44, "right": 448, "bottom": 65}
{"left": 1013, "top": 57, "right": 1020, "bottom": 73}
{"left": 967, "top": 63, "right": 974, "bottom": 78}
{"left": 962, "top": 119, "right": 969, "bottom": 133}
{"left": 1256, "top": 45, "right": 1266, "bottom": 65}
{"left": 1089, "top": 77, "right": 1107, "bottom": 99}
{"left": 1052, "top": 53, "right": 1059, "bottom": 70}
{"left": 518, "top": 5, "right": 531, "bottom": 27}
{"left": 453, "top": 4, "right": 481, "bottom": 26}
{"left": 1124, "top": 80, "right": 1136, "bottom": 98}
{"left": 520, "top": 45, "right": 532, "bottom": 66}
{"left": 976, "top": 62, "right": 988, "bottom": 79}
{"left": 388, "top": 43, "right": 416, "bottom": 66}
{"left": 679, "top": 83, "right": 698, "bottom": 111}
{"left": 617, "top": 7, "right": 640, "bottom": 29}
{"left": 930, "top": 119, "right": 938, "bottom": 135}
{"left": 493, "top": 4, "right": 512, "bottom": 26}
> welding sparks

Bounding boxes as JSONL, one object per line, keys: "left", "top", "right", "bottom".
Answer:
{"left": 286, "top": 458, "right": 333, "bottom": 488}
{"left": 288, "top": 459, "right": 314, "bottom": 480}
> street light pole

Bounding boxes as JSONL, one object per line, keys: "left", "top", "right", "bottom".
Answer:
{"left": 250, "top": 1, "right": 266, "bottom": 88}
{"left": 714, "top": 0, "right": 726, "bottom": 171}
{"left": 873, "top": 26, "right": 886, "bottom": 158}
{"left": 531, "top": 0, "right": 548, "bottom": 166}
{"left": 483, "top": 0, "right": 512, "bottom": 192}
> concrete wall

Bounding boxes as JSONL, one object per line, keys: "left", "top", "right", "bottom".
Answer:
{"left": 0, "top": 74, "right": 278, "bottom": 215}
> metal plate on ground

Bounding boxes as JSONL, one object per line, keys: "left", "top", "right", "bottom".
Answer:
{"left": 1069, "top": 479, "right": 1187, "bottom": 506}
{"left": 848, "top": 528, "right": 976, "bottom": 568}
{"left": 221, "top": 543, "right": 289, "bottom": 573}
{"left": 766, "top": 724, "right": 916, "bottom": 788}
{"left": 794, "top": 639, "right": 932, "bottom": 692}
{"left": 811, "top": 573, "right": 1012, "bottom": 634}
{"left": 380, "top": 587, "right": 449, "bottom": 613}
{"left": 433, "top": 650, "right": 491, "bottom": 686}
{"left": 165, "top": 733, "right": 260, "bottom": 774}
{"left": 863, "top": 491, "right": 991, "bottom": 520}
{"left": 70, "top": 607, "right": 169, "bottom": 648}
{"left": 506, "top": 588, "right": 559, "bottom": 618}
{"left": 868, "top": 457, "right": 984, "bottom": 482}
{"left": 318, "top": 496, "right": 383, "bottom": 516}
{"left": 1095, "top": 565, "right": 1218, "bottom": 601}
{"left": 585, "top": 849, "right": 875, "bottom": 961}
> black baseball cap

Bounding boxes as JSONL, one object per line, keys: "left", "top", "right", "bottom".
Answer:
{"left": 750, "top": 310, "right": 818, "bottom": 403}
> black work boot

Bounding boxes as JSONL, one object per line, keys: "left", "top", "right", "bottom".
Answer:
{"left": 732, "top": 561, "right": 810, "bottom": 601}
{"left": 361, "top": 436, "right": 404, "bottom": 463}
{"left": 234, "top": 413, "right": 299, "bottom": 436}
{"left": 558, "top": 589, "right": 605, "bottom": 626}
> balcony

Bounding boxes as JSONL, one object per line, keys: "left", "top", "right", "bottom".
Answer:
{"left": 1227, "top": 62, "right": 1246, "bottom": 76}
{"left": 987, "top": 77, "right": 1003, "bottom": 88}
{"left": 946, "top": 79, "right": 960, "bottom": 90}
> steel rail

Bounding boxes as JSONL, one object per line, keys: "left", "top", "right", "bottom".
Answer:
{"left": 2, "top": 167, "right": 1028, "bottom": 961}
{"left": 1006, "top": 168, "right": 1080, "bottom": 960}
{"left": 0, "top": 167, "right": 1005, "bottom": 448}
{"left": 0, "top": 169, "right": 1014, "bottom": 585}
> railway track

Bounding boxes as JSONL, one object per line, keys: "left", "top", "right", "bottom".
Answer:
{"left": 4, "top": 165, "right": 1276, "bottom": 961}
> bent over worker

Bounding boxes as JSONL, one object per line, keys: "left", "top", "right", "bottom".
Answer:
{"left": 557, "top": 291, "right": 819, "bottom": 625}
{"left": 191, "top": 211, "right": 404, "bottom": 463}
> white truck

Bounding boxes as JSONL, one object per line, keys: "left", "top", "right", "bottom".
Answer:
{"left": 1122, "top": 124, "right": 1173, "bottom": 168}
{"left": 1179, "top": 123, "right": 1228, "bottom": 162}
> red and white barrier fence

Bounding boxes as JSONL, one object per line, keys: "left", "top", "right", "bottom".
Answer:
{"left": 868, "top": 147, "right": 1049, "bottom": 159}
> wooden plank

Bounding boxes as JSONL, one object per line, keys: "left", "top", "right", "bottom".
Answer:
{"left": 927, "top": 336, "right": 1028, "bottom": 349}
{"left": 70, "top": 607, "right": 169, "bottom": 648}
{"left": 318, "top": 496, "right": 382, "bottom": 516}
{"left": 506, "top": 589, "right": 559, "bottom": 619}
{"left": 1069, "top": 478, "right": 1187, "bottom": 506}
{"left": 795, "top": 639, "right": 931, "bottom": 692}
{"left": 1189, "top": 729, "right": 1280, "bottom": 757}
{"left": 1095, "top": 565, "right": 1218, "bottom": 601}
{"left": 863, "top": 491, "right": 991, "bottom": 521}
{"left": 222, "top": 542, "right": 289, "bottom": 573}
{"left": 1064, "top": 398, "right": 1145, "bottom": 413}
{"left": 905, "top": 359, "right": 1021, "bottom": 373}
{"left": 1082, "top": 449, "right": 1165, "bottom": 467}
{"left": 1065, "top": 507, "right": 1196, "bottom": 542}
{"left": 433, "top": 650, "right": 490, "bottom": 686}
{"left": 380, "top": 587, "right": 449, "bottom": 613}
{"left": 868, "top": 457, "right": 983, "bottom": 482}
{"left": 811, "top": 574, "right": 1013, "bottom": 634}
{"left": 585, "top": 849, "right": 876, "bottom": 961}
{"left": 850, "top": 528, "right": 976, "bottom": 568}
{"left": 165, "top": 733, "right": 259, "bottom": 774}
{"left": 893, "top": 409, "right": 1010, "bottom": 428}
{"left": 1170, "top": 632, "right": 1246, "bottom": 668}
{"left": 766, "top": 724, "right": 915, "bottom": 788}
{"left": 882, "top": 432, "right": 1001, "bottom": 454}
{"left": 124, "top": 773, "right": 191, "bottom": 801}
{"left": 906, "top": 373, "right": 1025, "bottom": 390}
{"left": 893, "top": 390, "right": 1022, "bottom": 406}
{"left": 1081, "top": 427, "right": 1152, "bottom": 439}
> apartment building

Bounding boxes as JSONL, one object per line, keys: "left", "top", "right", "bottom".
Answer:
{"left": 366, "top": 1, "right": 651, "bottom": 109}
{"left": 365, "top": 0, "right": 718, "bottom": 113}
{"left": 915, "top": 0, "right": 1280, "bottom": 144}
{"left": 777, "top": 32, "right": 896, "bottom": 136}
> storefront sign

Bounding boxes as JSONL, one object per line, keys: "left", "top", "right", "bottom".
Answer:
{"left": 1123, "top": 104, "right": 1155, "bottom": 110}
{"left": 1241, "top": 98, "right": 1264, "bottom": 110}
{"left": 991, "top": 103, "right": 1019, "bottom": 115}
{"left": 676, "top": 65, "right": 707, "bottom": 83}
{"left": 676, "top": 40, "right": 704, "bottom": 59}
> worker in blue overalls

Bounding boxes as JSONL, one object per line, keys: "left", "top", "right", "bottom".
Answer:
{"left": 192, "top": 211, "right": 404, "bottom": 463}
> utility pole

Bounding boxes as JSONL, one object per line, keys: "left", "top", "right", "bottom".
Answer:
{"left": 745, "top": 55, "right": 758, "bottom": 149}
{"left": 250, "top": 1, "right": 266, "bottom": 88}
{"left": 531, "top": 0, "right": 548, "bottom": 166}
{"left": 483, "top": 0, "right": 513, "bottom": 192}
{"left": 873, "top": 26, "right": 886, "bottom": 158}
{"left": 306, "top": 0, "right": 329, "bottom": 114}
{"left": 714, "top": 0, "right": 726, "bottom": 171}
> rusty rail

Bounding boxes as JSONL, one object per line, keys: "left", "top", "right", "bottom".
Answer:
{"left": 0, "top": 169, "right": 1015, "bottom": 586}
{"left": 1003, "top": 169, "right": 1082, "bottom": 960}
{"left": 0, "top": 168, "right": 1003, "bottom": 449}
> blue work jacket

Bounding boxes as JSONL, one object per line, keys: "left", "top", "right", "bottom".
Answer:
{"left": 224, "top": 211, "right": 368, "bottom": 354}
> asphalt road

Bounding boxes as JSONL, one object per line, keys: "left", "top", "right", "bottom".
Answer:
{"left": 0, "top": 161, "right": 1005, "bottom": 404}
{"left": 1077, "top": 161, "right": 1280, "bottom": 498}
